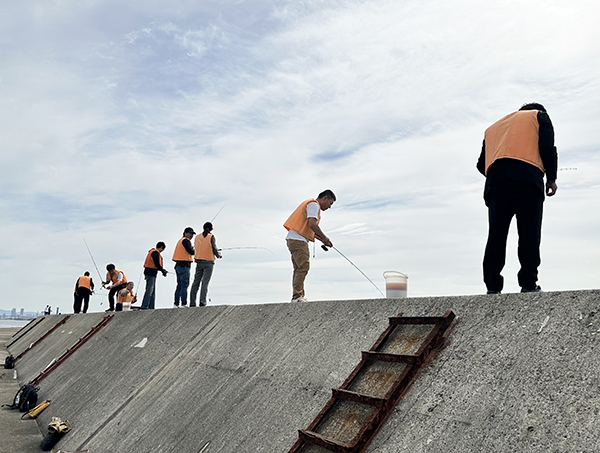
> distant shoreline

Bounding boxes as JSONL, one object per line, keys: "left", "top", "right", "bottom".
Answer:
{"left": 0, "top": 319, "right": 31, "bottom": 329}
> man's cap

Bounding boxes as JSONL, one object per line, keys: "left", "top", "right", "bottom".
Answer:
{"left": 184, "top": 227, "right": 195, "bottom": 235}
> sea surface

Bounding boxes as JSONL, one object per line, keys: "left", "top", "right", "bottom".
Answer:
{"left": 0, "top": 319, "right": 31, "bottom": 329}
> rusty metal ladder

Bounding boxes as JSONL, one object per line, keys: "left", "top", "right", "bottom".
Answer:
{"left": 289, "top": 310, "right": 456, "bottom": 453}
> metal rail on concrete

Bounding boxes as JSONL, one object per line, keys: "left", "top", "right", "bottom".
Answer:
{"left": 13, "top": 316, "right": 71, "bottom": 364}
{"left": 6, "top": 316, "right": 46, "bottom": 348}
{"left": 31, "top": 314, "right": 114, "bottom": 386}
{"left": 289, "top": 310, "right": 456, "bottom": 453}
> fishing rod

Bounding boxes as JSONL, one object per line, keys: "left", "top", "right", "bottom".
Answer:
{"left": 211, "top": 205, "right": 225, "bottom": 222}
{"left": 83, "top": 239, "right": 106, "bottom": 291}
{"left": 321, "top": 245, "right": 385, "bottom": 297}
{"left": 218, "top": 247, "right": 274, "bottom": 256}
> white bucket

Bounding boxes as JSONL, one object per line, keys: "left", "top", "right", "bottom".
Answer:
{"left": 383, "top": 271, "right": 408, "bottom": 298}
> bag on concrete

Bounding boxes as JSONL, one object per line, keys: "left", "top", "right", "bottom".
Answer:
{"left": 41, "top": 417, "right": 72, "bottom": 451}
{"left": 4, "top": 354, "right": 14, "bottom": 369}
{"left": 10, "top": 382, "right": 39, "bottom": 412}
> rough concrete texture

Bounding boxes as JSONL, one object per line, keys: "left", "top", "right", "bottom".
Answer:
{"left": 5, "top": 290, "right": 600, "bottom": 453}
{"left": 0, "top": 328, "right": 43, "bottom": 453}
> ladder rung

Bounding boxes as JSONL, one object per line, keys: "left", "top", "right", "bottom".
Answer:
{"left": 333, "top": 388, "right": 387, "bottom": 407}
{"left": 361, "top": 351, "right": 416, "bottom": 363}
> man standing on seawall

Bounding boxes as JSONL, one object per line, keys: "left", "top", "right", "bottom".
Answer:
{"left": 190, "top": 222, "right": 222, "bottom": 307}
{"left": 74, "top": 271, "right": 95, "bottom": 313}
{"left": 477, "top": 103, "right": 558, "bottom": 294}
{"left": 141, "top": 242, "right": 168, "bottom": 310}
{"left": 172, "top": 227, "right": 195, "bottom": 307}
{"left": 284, "top": 190, "right": 336, "bottom": 303}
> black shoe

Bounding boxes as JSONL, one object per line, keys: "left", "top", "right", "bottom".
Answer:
{"left": 521, "top": 285, "right": 542, "bottom": 293}
{"left": 486, "top": 290, "right": 501, "bottom": 294}
{"left": 105, "top": 308, "right": 114, "bottom": 312}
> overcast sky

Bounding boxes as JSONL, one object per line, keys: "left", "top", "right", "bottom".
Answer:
{"left": 1, "top": 0, "right": 599, "bottom": 314}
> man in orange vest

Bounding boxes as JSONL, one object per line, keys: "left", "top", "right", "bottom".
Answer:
{"left": 190, "top": 222, "right": 222, "bottom": 307}
{"left": 73, "top": 271, "right": 95, "bottom": 314}
{"left": 141, "top": 242, "right": 168, "bottom": 310}
{"left": 284, "top": 190, "right": 335, "bottom": 303}
{"left": 103, "top": 264, "right": 128, "bottom": 311}
{"left": 477, "top": 103, "right": 558, "bottom": 294}
{"left": 172, "top": 227, "right": 195, "bottom": 307}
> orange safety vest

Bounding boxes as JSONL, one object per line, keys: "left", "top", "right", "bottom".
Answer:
{"left": 484, "top": 110, "right": 545, "bottom": 175}
{"left": 172, "top": 237, "right": 194, "bottom": 262}
{"left": 195, "top": 234, "right": 215, "bottom": 261}
{"left": 283, "top": 199, "right": 321, "bottom": 241}
{"left": 117, "top": 288, "right": 134, "bottom": 306}
{"left": 144, "top": 249, "right": 163, "bottom": 269}
{"left": 77, "top": 275, "right": 91, "bottom": 290}
{"left": 106, "top": 269, "right": 127, "bottom": 285}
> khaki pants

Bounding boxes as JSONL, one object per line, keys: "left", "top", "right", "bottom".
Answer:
{"left": 287, "top": 239, "right": 310, "bottom": 300}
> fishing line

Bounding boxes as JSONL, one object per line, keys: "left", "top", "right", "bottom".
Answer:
{"left": 82, "top": 239, "right": 106, "bottom": 292}
{"left": 219, "top": 247, "right": 274, "bottom": 256}
{"left": 211, "top": 205, "right": 226, "bottom": 222}
{"left": 321, "top": 245, "right": 385, "bottom": 297}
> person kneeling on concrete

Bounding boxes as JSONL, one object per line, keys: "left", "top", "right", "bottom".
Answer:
{"left": 116, "top": 282, "right": 136, "bottom": 311}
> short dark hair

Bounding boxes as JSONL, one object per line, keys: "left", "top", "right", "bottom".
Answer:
{"left": 183, "top": 227, "right": 195, "bottom": 235}
{"left": 318, "top": 189, "right": 336, "bottom": 201}
{"left": 519, "top": 103, "right": 546, "bottom": 112}
{"left": 106, "top": 264, "right": 115, "bottom": 271}
{"left": 156, "top": 241, "right": 166, "bottom": 249}
{"left": 84, "top": 271, "right": 90, "bottom": 276}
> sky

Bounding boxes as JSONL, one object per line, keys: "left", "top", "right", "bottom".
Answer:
{"left": 1, "top": 0, "right": 599, "bottom": 314}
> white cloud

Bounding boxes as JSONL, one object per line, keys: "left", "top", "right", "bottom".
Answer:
{"left": 1, "top": 0, "right": 599, "bottom": 313}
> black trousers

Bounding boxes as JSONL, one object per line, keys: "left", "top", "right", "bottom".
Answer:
{"left": 483, "top": 181, "right": 544, "bottom": 292}
{"left": 108, "top": 283, "right": 127, "bottom": 310}
{"left": 73, "top": 288, "right": 91, "bottom": 313}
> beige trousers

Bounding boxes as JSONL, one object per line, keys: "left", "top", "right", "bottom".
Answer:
{"left": 287, "top": 239, "right": 310, "bottom": 300}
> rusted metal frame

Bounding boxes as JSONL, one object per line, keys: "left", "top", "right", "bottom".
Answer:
{"left": 31, "top": 314, "right": 113, "bottom": 386}
{"left": 347, "top": 313, "right": 457, "bottom": 453}
{"left": 332, "top": 389, "right": 387, "bottom": 408}
{"left": 289, "top": 311, "right": 456, "bottom": 453}
{"left": 413, "top": 311, "right": 456, "bottom": 358}
{"left": 6, "top": 317, "right": 46, "bottom": 348}
{"left": 14, "top": 316, "right": 71, "bottom": 363}
{"left": 298, "top": 429, "right": 353, "bottom": 452}
{"left": 369, "top": 312, "right": 402, "bottom": 352}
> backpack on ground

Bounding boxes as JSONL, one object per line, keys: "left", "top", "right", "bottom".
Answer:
{"left": 4, "top": 355, "right": 14, "bottom": 369}
{"left": 3, "top": 383, "right": 39, "bottom": 412}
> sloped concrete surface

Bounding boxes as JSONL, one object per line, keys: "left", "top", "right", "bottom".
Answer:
{"left": 4, "top": 290, "right": 600, "bottom": 452}
{"left": 0, "top": 328, "right": 42, "bottom": 453}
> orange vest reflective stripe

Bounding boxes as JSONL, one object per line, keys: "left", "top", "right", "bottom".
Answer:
{"left": 484, "top": 110, "right": 545, "bottom": 175}
{"left": 172, "top": 238, "right": 193, "bottom": 262}
{"left": 144, "top": 249, "right": 163, "bottom": 269}
{"left": 106, "top": 269, "right": 127, "bottom": 285}
{"left": 194, "top": 233, "right": 215, "bottom": 261}
{"left": 78, "top": 276, "right": 91, "bottom": 290}
{"left": 283, "top": 199, "right": 321, "bottom": 241}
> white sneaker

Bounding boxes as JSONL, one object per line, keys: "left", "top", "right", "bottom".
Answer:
{"left": 291, "top": 297, "right": 308, "bottom": 303}
{"left": 173, "top": 304, "right": 179, "bottom": 308}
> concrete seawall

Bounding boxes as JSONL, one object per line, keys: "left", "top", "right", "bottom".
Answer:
{"left": 4, "top": 290, "right": 600, "bottom": 452}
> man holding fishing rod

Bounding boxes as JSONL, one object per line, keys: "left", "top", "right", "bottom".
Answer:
{"left": 284, "top": 190, "right": 335, "bottom": 303}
